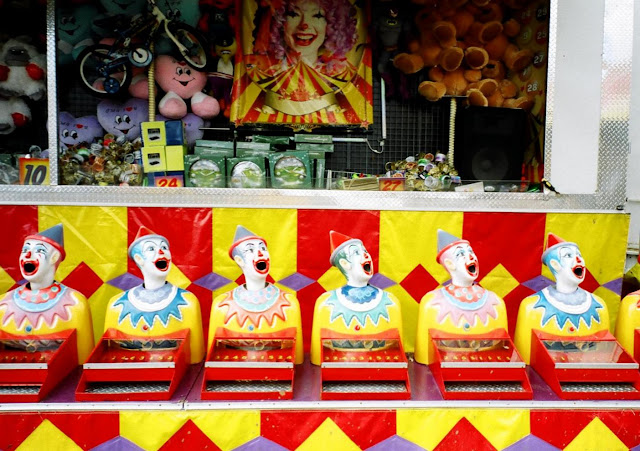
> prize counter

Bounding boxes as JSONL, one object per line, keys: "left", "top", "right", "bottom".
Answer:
{"left": 1, "top": 205, "right": 639, "bottom": 450}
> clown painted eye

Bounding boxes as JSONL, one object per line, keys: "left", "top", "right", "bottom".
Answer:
{"left": 62, "top": 129, "right": 69, "bottom": 137}
{"left": 123, "top": 115, "right": 131, "bottom": 123}
{"left": 176, "top": 67, "right": 183, "bottom": 75}
{"left": 160, "top": 243, "right": 168, "bottom": 251}
{"left": 21, "top": 245, "right": 29, "bottom": 253}
{"left": 115, "top": 115, "right": 122, "bottom": 124}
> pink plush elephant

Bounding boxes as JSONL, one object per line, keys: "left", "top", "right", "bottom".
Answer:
{"left": 155, "top": 55, "right": 220, "bottom": 120}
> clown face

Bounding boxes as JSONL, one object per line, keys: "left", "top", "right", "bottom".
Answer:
{"left": 135, "top": 238, "right": 172, "bottom": 279}
{"left": 235, "top": 238, "right": 270, "bottom": 280}
{"left": 283, "top": 0, "right": 327, "bottom": 64}
{"left": 339, "top": 241, "right": 374, "bottom": 287}
{"left": 20, "top": 239, "right": 59, "bottom": 288}
{"left": 442, "top": 243, "right": 479, "bottom": 287}
{"left": 551, "top": 244, "right": 585, "bottom": 287}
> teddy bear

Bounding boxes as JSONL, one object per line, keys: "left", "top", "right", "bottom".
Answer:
{"left": 155, "top": 55, "right": 220, "bottom": 120}
{"left": 0, "top": 96, "right": 30, "bottom": 135}
{"left": 57, "top": 4, "right": 97, "bottom": 65}
{"left": 392, "top": 1, "right": 534, "bottom": 110}
{"left": 0, "top": 37, "right": 46, "bottom": 101}
{"left": 97, "top": 98, "right": 149, "bottom": 141}
{"left": 58, "top": 112, "right": 104, "bottom": 148}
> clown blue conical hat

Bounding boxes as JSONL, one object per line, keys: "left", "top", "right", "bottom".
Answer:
{"left": 229, "top": 225, "right": 266, "bottom": 258}
{"left": 128, "top": 226, "right": 167, "bottom": 258}
{"left": 436, "top": 229, "right": 469, "bottom": 264}
{"left": 25, "top": 223, "right": 66, "bottom": 261}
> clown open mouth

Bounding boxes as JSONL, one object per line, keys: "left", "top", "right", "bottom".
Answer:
{"left": 22, "top": 261, "right": 39, "bottom": 276}
{"left": 573, "top": 265, "right": 585, "bottom": 278}
{"left": 293, "top": 34, "right": 318, "bottom": 47}
{"left": 362, "top": 261, "right": 373, "bottom": 275}
{"left": 154, "top": 258, "right": 170, "bottom": 271}
{"left": 254, "top": 259, "right": 269, "bottom": 274}
{"left": 466, "top": 263, "right": 477, "bottom": 276}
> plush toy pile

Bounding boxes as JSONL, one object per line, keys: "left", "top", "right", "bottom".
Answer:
{"left": 391, "top": 0, "right": 535, "bottom": 109}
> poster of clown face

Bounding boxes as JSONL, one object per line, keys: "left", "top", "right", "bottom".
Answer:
{"left": 230, "top": 0, "right": 373, "bottom": 127}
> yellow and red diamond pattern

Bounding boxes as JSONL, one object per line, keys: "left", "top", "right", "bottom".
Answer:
{"left": 0, "top": 206, "right": 628, "bottom": 351}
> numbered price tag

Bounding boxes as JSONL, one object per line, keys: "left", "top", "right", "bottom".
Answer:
{"left": 378, "top": 177, "right": 405, "bottom": 191}
{"left": 19, "top": 158, "right": 50, "bottom": 185}
{"left": 152, "top": 173, "right": 184, "bottom": 188}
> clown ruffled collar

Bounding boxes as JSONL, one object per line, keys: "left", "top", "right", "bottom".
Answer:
{"left": 430, "top": 284, "right": 500, "bottom": 328}
{"left": 534, "top": 286, "right": 603, "bottom": 329}
{"left": 325, "top": 285, "right": 393, "bottom": 328}
{"left": 0, "top": 282, "right": 77, "bottom": 330}
{"left": 219, "top": 283, "right": 290, "bottom": 329}
{"left": 114, "top": 283, "right": 188, "bottom": 328}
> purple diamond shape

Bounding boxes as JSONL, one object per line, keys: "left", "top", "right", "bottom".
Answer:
{"left": 278, "top": 272, "right": 315, "bottom": 291}
{"left": 193, "top": 272, "right": 231, "bottom": 291}
{"left": 90, "top": 436, "right": 145, "bottom": 451}
{"left": 369, "top": 273, "right": 396, "bottom": 290}
{"left": 603, "top": 278, "right": 623, "bottom": 295}
{"left": 522, "top": 275, "right": 554, "bottom": 292}
{"left": 107, "top": 273, "right": 142, "bottom": 291}
{"left": 366, "top": 435, "right": 423, "bottom": 451}
{"left": 504, "top": 435, "right": 560, "bottom": 451}
{"left": 233, "top": 437, "right": 289, "bottom": 451}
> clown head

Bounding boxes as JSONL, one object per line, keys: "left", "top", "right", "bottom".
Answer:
{"left": 20, "top": 224, "right": 66, "bottom": 291}
{"left": 542, "top": 233, "right": 585, "bottom": 293}
{"left": 129, "top": 227, "right": 171, "bottom": 290}
{"left": 329, "top": 231, "right": 374, "bottom": 287}
{"left": 230, "top": 226, "right": 270, "bottom": 290}
{"left": 436, "top": 230, "right": 479, "bottom": 287}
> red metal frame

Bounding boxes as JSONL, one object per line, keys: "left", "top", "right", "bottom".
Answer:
{"left": 201, "top": 328, "right": 297, "bottom": 400}
{"left": 319, "top": 329, "right": 410, "bottom": 400}
{"left": 634, "top": 329, "right": 640, "bottom": 363}
{"left": 428, "top": 329, "right": 532, "bottom": 400}
{"left": 531, "top": 330, "right": 640, "bottom": 400}
{"left": 75, "top": 328, "right": 190, "bottom": 401}
{"left": 0, "top": 329, "right": 78, "bottom": 402}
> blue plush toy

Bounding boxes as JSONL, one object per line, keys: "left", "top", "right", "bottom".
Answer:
{"left": 97, "top": 98, "right": 149, "bottom": 141}
{"left": 59, "top": 112, "right": 104, "bottom": 148}
{"left": 57, "top": 5, "right": 97, "bottom": 65}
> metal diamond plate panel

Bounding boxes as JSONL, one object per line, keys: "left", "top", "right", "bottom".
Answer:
{"left": 205, "top": 381, "right": 291, "bottom": 393}
{"left": 445, "top": 382, "right": 526, "bottom": 393}
{"left": 560, "top": 383, "right": 638, "bottom": 393}
{"left": 0, "top": 385, "right": 40, "bottom": 395}
{"left": 322, "top": 381, "right": 408, "bottom": 393}
{"left": 84, "top": 382, "right": 171, "bottom": 394}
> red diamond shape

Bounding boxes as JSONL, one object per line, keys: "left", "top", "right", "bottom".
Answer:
{"left": 61, "top": 262, "right": 104, "bottom": 299}
{"left": 400, "top": 264, "right": 439, "bottom": 302}
{"left": 580, "top": 268, "right": 601, "bottom": 294}
{"left": 434, "top": 417, "right": 497, "bottom": 451}
{"left": 159, "top": 419, "right": 220, "bottom": 450}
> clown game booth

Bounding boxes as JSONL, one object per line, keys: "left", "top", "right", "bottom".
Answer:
{"left": 1, "top": 0, "right": 640, "bottom": 450}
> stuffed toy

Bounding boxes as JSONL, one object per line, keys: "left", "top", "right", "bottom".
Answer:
{"left": 393, "top": 1, "right": 534, "bottom": 110}
{"left": 208, "top": 34, "right": 236, "bottom": 118}
{"left": 156, "top": 112, "right": 206, "bottom": 147}
{"left": 155, "top": 55, "right": 220, "bottom": 120}
{"left": 57, "top": 5, "right": 97, "bottom": 65}
{"left": 59, "top": 112, "right": 104, "bottom": 148}
{"left": 0, "top": 96, "right": 30, "bottom": 135}
{"left": 198, "top": 0, "right": 236, "bottom": 53}
{"left": 0, "top": 37, "right": 46, "bottom": 101}
{"left": 97, "top": 98, "right": 149, "bottom": 140}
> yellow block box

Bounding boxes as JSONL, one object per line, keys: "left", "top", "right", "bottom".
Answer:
{"left": 165, "top": 145, "right": 186, "bottom": 171}
{"left": 142, "top": 146, "right": 166, "bottom": 172}
{"left": 141, "top": 121, "right": 166, "bottom": 147}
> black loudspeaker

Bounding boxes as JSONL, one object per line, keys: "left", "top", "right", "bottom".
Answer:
{"left": 454, "top": 106, "right": 527, "bottom": 181}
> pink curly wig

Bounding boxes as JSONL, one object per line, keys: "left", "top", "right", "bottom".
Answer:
{"left": 267, "top": 0, "right": 358, "bottom": 62}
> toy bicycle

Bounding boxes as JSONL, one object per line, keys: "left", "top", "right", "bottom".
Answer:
{"left": 77, "top": 0, "right": 208, "bottom": 97}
